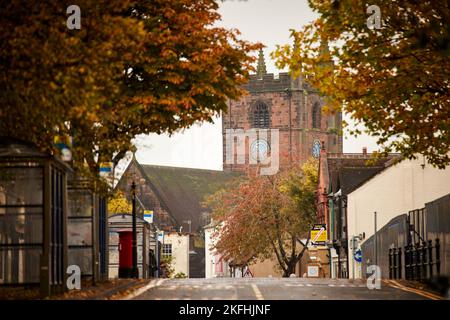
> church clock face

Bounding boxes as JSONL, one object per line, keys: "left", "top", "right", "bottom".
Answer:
{"left": 312, "top": 140, "right": 321, "bottom": 158}
{"left": 251, "top": 139, "right": 269, "bottom": 162}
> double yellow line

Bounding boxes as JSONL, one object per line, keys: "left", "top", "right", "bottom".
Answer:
{"left": 384, "top": 279, "right": 444, "bottom": 300}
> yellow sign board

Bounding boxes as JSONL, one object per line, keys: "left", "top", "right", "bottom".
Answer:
{"left": 310, "top": 224, "right": 328, "bottom": 244}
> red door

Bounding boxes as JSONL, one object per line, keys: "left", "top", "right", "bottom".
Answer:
{"left": 119, "top": 231, "right": 133, "bottom": 269}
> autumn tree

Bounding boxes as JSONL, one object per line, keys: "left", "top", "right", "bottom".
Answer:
{"left": 206, "top": 159, "right": 318, "bottom": 277}
{"left": 107, "top": 191, "right": 132, "bottom": 215}
{"left": 0, "top": 0, "right": 259, "bottom": 182}
{"left": 274, "top": 1, "right": 450, "bottom": 168}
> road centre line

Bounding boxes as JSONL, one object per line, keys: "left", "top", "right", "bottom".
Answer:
{"left": 251, "top": 283, "right": 264, "bottom": 300}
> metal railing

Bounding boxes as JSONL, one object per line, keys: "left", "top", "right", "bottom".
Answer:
{"left": 389, "top": 239, "right": 441, "bottom": 281}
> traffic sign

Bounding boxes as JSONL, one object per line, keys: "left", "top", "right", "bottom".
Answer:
{"left": 310, "top": 224, "right": 328, "bottom": 245}
{"left": 354, "top": 249, "right": 362, "bottom": 263}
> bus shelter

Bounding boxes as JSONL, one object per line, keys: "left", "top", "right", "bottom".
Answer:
{"left": 0, "top": 137, "right": 71, "bottom": 296}
{"left": 67, "top": 176, "right": 109, "bottom": 284}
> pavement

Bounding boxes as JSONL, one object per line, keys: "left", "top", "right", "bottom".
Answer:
{"left": 128, "top": 277, "right": 444, "bottom": 300}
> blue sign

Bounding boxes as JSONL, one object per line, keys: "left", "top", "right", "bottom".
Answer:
{"left": 354, "top": 249, "right": 362, "bottom": 263}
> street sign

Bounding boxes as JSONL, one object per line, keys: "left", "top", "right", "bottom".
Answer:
{"left": 354, "top": 249, "right": 362, "bottom": 263}
{"left": 310, "top": 224, "right": 328, "bottom": 245}
{"left": 157, "top": 230, "right": 164, "bottom": 242}
{"left": 243, "top": 267, "right": 253, "bottom": 278}
{"left": 144, "top": 210, "right": 154, "bottom": 224}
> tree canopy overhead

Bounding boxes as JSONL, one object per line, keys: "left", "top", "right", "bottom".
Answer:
{"left": 274, "top": 1, "right": 450, "bottom": 168}
{"left": 0, "top": 0, "right": 259, "bottom": 179}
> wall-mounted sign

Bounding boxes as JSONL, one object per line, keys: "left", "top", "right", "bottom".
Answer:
{"left": 144, "top": 210, "right": 154, "bottom": 224}
{"left": 99, "top": 162, "right": 112, "bottom": 178}
{"left": 307, "top": 265, "right": 319, "bottom": 278}
{"left": 54, "top": 135, "right": 73, "bottom": 162}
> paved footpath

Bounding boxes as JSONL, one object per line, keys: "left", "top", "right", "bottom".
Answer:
{"left": 128, "top": 277, "right": 442, "bottom": 300}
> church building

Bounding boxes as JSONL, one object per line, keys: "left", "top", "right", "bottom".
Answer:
{"left": 223, "top": 49, "right": 343, "bottom": 172}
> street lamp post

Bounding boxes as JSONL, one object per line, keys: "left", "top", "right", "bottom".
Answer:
{"left": 131, "top": 181, "right": 138, "bottom": 278}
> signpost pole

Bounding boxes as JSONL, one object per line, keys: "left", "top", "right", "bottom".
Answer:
{"left": 374, "top": 211, "right": 378, "bottom": 267}
{"left": 131, "top": 181, "right": 138, "bottom": 278}
{"left": 352, "top": 237, "right": 355, "bottom": 280}
{"left": 155, "top": 229, "right": 159, "bottom": 278}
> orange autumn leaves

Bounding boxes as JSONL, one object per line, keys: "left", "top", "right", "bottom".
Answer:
{"left": 274, "top": 1, "right": 450, "bottom": 168}
{"left": 0, "top": 0, "right": 260, "bottom": 179}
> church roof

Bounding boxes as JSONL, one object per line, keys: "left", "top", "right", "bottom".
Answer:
{"left": 137, "top": 163, "right": 241, "bottom": 232}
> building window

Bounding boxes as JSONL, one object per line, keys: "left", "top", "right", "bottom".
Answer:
{"left": 251, "top": 101, "right": 270, "bottom": 128}
{"left": 312, "top": 102, "right": 321, "bottom": 129}
{"left": 162, "top": 243, "right": 172, "bottom": 257}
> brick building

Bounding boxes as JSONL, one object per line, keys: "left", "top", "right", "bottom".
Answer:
{"left": 223, "top": 48, "right": 343, "bottom": 172}
{"left": 316, "top": 146, "right": 399, "bottom": 278}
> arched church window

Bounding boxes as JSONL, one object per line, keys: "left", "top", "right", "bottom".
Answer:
{"left": 312, "top": 102, "right": 321, "bottom": 129}
{"left": 251, "top": 101, "right": 270, "bottom": 128}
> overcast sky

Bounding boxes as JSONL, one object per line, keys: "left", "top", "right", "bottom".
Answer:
{"left": 134, "top": 0, "right": 379, "bottom": 170}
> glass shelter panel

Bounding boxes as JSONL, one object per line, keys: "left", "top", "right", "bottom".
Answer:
{"left": 68, "top": 187, "right": 94, "bottom": 277}
{"left": 0, "top": 166, "right": 44, "bottom": 284}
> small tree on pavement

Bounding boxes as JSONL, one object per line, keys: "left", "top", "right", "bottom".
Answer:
{"left": 206, "top": 159, "right": 318, "bottom": 277}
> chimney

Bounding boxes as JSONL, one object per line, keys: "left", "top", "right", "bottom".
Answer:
{"left": 362, "top": 147, "right": 367, "bottom": 156}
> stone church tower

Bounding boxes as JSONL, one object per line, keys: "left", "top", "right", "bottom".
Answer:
{"left": 222, "top": 48, "right": 343, "bottom": 172}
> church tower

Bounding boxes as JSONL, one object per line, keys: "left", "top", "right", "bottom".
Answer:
{"left": 222, "top": 47, "right": 342, "bottom": 172}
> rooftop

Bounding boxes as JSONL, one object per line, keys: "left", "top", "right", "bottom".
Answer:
{"left": 137, "top": 162, "right": 242, "bottom": 232}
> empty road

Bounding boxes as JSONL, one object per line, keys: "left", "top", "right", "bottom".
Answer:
{"left": 131, "top": 277, "right": 440, "bottom": 300}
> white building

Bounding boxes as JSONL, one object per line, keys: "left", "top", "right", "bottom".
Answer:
{"left": 163, "top": 232, "right": 190, "bottom": 277}
{"left": 205, "top": 222, "right": 229, "bottom": 278}
{"left": 347, "top": 155, "right": 450, "bottom": 279}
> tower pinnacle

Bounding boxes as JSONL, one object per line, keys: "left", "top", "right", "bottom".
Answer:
{"left": 256, "top": 48, "right": 267, "bottom": 79}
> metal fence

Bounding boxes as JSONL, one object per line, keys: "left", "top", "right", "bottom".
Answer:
{"left": 361, "top": 214, "right": 408, "bottom": 279}
{"left": 425, "top": 194, "right": 450, "bottom": 277}
{"left": 390, "top": 239, "right": 440, "bottom": 280}
{"left": 361, "top": 193, "right": 450, "bottom": 281}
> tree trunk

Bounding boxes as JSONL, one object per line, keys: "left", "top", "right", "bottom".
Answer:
{"left": 282, "top": 259, "right": 298, "bottom": 277}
